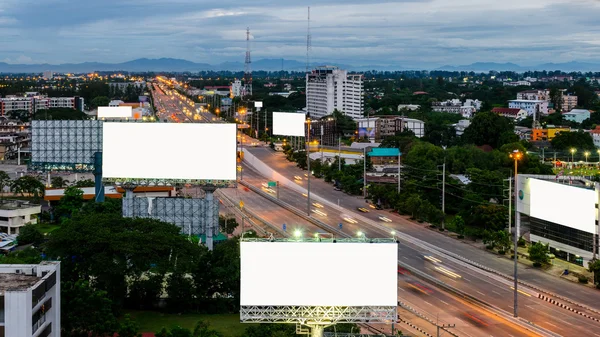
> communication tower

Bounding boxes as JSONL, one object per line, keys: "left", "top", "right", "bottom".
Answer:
{"left": 244, "top": 27, "right": 253, "bottom": 96}
{"left": 306, "top": 7, "right": 311, "bottom": 73}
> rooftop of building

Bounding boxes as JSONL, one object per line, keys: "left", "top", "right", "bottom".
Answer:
{"left": 0, "top": 273, "right": 40, "bottom": 292}
{"left": 492, "top": 107, "right": 524, "bottom": 115}
{"left": 0, "top": 199, "right": 40, "bottom": 210}
{"left": 368, "top": 148, "right": 400, "bottom": 157}
{"left": 509, "top": 99, "right": 546, "bottom": 103}
{"left": 564, "top": 109, "right": 590, "bottom": 115}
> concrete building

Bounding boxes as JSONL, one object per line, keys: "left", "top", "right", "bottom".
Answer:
{"left": 306, "top": 117, "right": 338, "bottom": 146}
{"left": 231, "top": 80, "right": 243, "bottom": 97}
{"left": 492, "top": 107, "right": 528, "bottom": 120}
{"left": 590, "top": 126, "right": 600, "bottom": 148}
{"left": 503, "top": 81, "right": 531, "bottom": 87}
{"left": 530, "top": 126, "right": 570, "bottom": 141}
{"left": 563, "top": 109, "right": 590, "bottom": 124}
{"left": 508, "top": 99, "right": 548, "bottom": 116}
{"left": 306, "top": 66, "right": 364, "bottom": 120}
{"left": 397, "top": 104, "right": 420, "bottom": 111}
{"left": 356, "top": 116, "right": 425, "bottom": 140}
{"left": 42, "top": 71, "right": 53, "bottom": 80}
{"left": 108, "top": 100, "right": 124, "bottom": 107}
{"left": 0, "top": 200, "right": 41, "bottom": 235}
{"left": 453, "top": 119, "right": 471, "bottom": 136}
{"left": 562, "top": 93, "right": 578, "bottom": 112}
{"left": 517, "top": 89, "right": 549, "bottom": 101}
{"left": 0, "top": 261, "right": 60, "bottom": 337}
{"left": 464, "top": 99, "right": 482, "bottom": 111}
{"left": 431, "top": 99, "right": 476, "bottom": 118}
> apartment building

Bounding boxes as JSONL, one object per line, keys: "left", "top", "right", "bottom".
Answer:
{"left": 517, "top": 89, "right": 549, "bottom": 101}
{"left": 356, "top": 116, "right": 425, "bottom": 140}
{"left": 0, "top": 262, "right": 60, "bottom": 337}
{"left": 492, "top": 107, "right": 528, "bottom": 120}
{"left": 306, "top": 66, "right": 364, "bottom": 120}
{"left": 305, "top": 118, "right": 338, "bottom": 146}
{"left": 508, "top": 100, "right": 548, "bottom": 115}
{"left": 0, "top": 200, "right": 41, "bottom": 235}
{"left": 431, "top": 99, "right": 476, "bottom": 118}
{"left": 0, "top": 96, "right": 84, "bottom": 115}
{"left": 563, "top": 109, "right": 590, "bottom": 123}
{"left": 562, "top": 93, "right": 578, "bottom": 112}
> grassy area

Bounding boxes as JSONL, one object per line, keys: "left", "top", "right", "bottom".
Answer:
{"left": 35, "top": 223, "right": 60, "bottom": 234}
{"left": 124, "top": 310, "right": 255, "bottom": 336}
{"left": 553, "top": 167, "right": 600, "bottom": 176}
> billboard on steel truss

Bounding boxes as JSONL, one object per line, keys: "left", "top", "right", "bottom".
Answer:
{"left": 30, "top": 120, "right": 103, "bottom": 172}
{"left": 123, "top": 197, "right": 219, "bottom": 236}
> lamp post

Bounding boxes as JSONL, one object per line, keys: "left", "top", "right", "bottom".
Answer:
{"left": 585, "top": 151, "right": 590, "bottom": 175}
{"left": 509, "top": 149, "right": 522, "bottom": 318}
{"left": 571, "top": 148, "right": 576, "bottom": 170}
{"left": 597, "top": 149, "right": 600, "bottom": 166}
{"left": 306, "top": 118, "right": 312, "bottom": 216}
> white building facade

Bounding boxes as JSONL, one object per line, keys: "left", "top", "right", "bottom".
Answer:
{"left": 0, "top": 262, "right": 61, "bottom": 337}
{"left": 508, "top": 99, "right": 548, "bottom": 116}
{"left": 231, "top": 80, "right": 243, "bottom": 97}
{"left": 0, "top": 200, "right": 41, "bottom": 235}
{"left": 306, "top": 66, "right": 364, "bottom": 120}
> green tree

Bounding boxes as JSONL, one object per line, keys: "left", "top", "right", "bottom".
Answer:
{"left": 404, "top": 194, "right": 423, "bottom": 219}
{"left": 0, "top": 247, "right": 42, "bottom": 264}
{"left": 244, "top": 324, "right": 297, "bottom": 337}
{"left": 126, "top": 272, "right": 164, "bottom": 310}
{"left": 166, "top": 270, "right": 196, "bottom": 312}
{"left": 493, "top": 230, "right": 511, "bottom": 253}
{"left": 51, "top": 176, "right": 69, "bottom": 188}
{"left": 117, "top": 314, "right": 142, "bottom": 337}
{"left": 0, "top": 170, "right": 11, "bottom": 197}
{"left": 550, "top": 131, "right": 595, "bottom": 151}
{"left": 10, "top": 176, "right": 45, "bottom": 199}
{"left": 155, "top": 327, "right": 172, "bottom": 337}
{"left": 462, "top": 111, "right": 515, "bottom": 148}
{"left": 450, "top": 215, "right": 466, "bottom": 235}
{"left": 61, "top": 280, "right": 119, "bottom": 337}
{"left": 549, "top": 87, "right": 563, "bottom": 113}
{"left": 90, "top": 96, "right": 111, "bottom": 109}
{"left": 219, "top": 216, "right": 238, "bottom": 235}
{"left": 588, "top": 259, "right": 600, "bottom": 286}
{"left": 73, "top": 179, "right": 95, "bottom": 188}
{"left": 33, "top": 108, "right": 89, "bottom": 120}
{"left": 53, "top": 186, "right": 85, "bottom": 221}
{"left": 170, "top": 326, "right": 193, "bottom": 337}
{"left": 192, "top": 320, "right": 223, "bottom": 337}
{"left": 467, "top": 204, "right": 507, "bottom": 232}
{"left": 528, "top": 242, "right": 550, "bottom": 266}
{"left": 17, "top": 223, "right": 44, "bottom": 246}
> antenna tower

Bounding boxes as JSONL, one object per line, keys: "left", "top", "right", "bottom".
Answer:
{"left": 306, "top": 6, "right": 311, "bottom": 73}
{"left": 244, "top": 27, "right": 252, "bottom": 96}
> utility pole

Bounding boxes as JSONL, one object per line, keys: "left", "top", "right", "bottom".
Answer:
{"left": 442, "top": 162, "right": 446, "bottom": 230}
{"left": 508, "top": 173, "right": 512, "bottom": 235}
{"left": 397, "top": 152, "right": 401, "bottom": 194}
{"left": 307, "top": 119, "right": 311, "bottom": 215}
{"left": 338, "top": 136, "right": 341, "bottom": 171}
{"left": 363, "top": 147, "right": 367, "bottom": 198}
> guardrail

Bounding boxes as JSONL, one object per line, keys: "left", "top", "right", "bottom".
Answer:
{"left": 215, "top": 191, "right": 268, "bottom": 237}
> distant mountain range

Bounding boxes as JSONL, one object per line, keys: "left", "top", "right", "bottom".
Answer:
{"left": 1, "top": 58, "right": 600, "bottom": 73}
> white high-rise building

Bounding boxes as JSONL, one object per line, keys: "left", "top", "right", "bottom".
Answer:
{"left": 231, "top": 80, "right": 243, "bottom": 97}
{"left": 0, "top": 262, "right": 61, "bottom": 337}
{"left": 306, "top": 66, "right": 364, "bottom": 120}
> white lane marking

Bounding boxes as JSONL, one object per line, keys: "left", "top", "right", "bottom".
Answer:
{"left": 545, "top": 321, "right": 558, "bottom": 328}
{"left": 491, "top": 290, "right": 500, "bottom": 295}
{"left": 423, "top": 301, "right": 432, "bottom": 306}
{"left": 476, "top": 290, "right": 485, "bottom": 297}
{"left": 463, "top": 277, "right": 471, "bottom": 282}
{"left": 402, "top": 256, "right": 409, "bottom": 260}
{"left": 440, "top": 300, "right": 449, "bottom": 306}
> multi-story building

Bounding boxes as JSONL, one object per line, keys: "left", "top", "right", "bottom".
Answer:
{"left": 305, "top": 117, "right": 338, "bottom": 146}
{"left": 503, "top": 81, "right": 531, "bottom": 87}
{"left": 356, "top": 116, "right": 425, "bottom": 140}
{"left": 530, "top": 126, "right": 570, "bottom": 141}
{"left": 562, "top": 93, "right": 578, "bottom": 112}
{"left": 516, "top": 89, "right": 549, "bottom": 101}
{"left": 492, "top": 107, "right": 528, "bottom": 120}
{"left": 589, "top": 126, "right": 600, "bottom": 148}
{"left": 42, "top": 71, "right": 53, "bottom": 80}
{"left": 306, "top": 66, "right": 364, "bottom": 120}
{"left": 508, "top": 99, "right": 548, "bottom": 116}
{"left": 464, "top": 99, "right": 482, "bottom": 111}
{"left": 431, "top": 99, "right": 476, "bottom": 118}
{"left": 0, "top": 199, "right": 41, "bottom": 235}
{"left": 231, "top": 80, "right": 243, "bottom": 97}
{"left": 0, "top": 261, "right": 61, "bottom": 337}
{"left": 0, "top": 96, "right": 84, "bottom": 115}
{"left": 563, "top": 109, "right": 590, "bottom": 124}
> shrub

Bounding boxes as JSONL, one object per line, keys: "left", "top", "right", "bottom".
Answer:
{"left": 578, "top": 276, "right": 589, "bottom": 284}
{"left": 429, "top": 224, "right": 436, "bottom": 228}
{"left": 533, "top": 262, "right": 542, "bottom": 267}
{"left": 457, "top": 235, "right": 465, "bottom": 239}
{"left": 438, "top": 228, "right": 445, "bottom": 232}
{"left": 498, "top": 250, "right": 506, "bottom": 255}
{"left": 485, "top": 244, "right": 494, "bottom": 250}
{"left": 518, "top": 236, "right": 526, "bottom": 247}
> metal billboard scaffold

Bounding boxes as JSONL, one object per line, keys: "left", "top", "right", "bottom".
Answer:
{"left": 122, "top": 196, "right": 219, "bottom": 237}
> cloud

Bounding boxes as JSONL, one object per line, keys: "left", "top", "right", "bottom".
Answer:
{"left": 3, "top": 55, "right": 34, "bottom": 64}
{"left": 0, "top": 0, "right": 600, "bottom": 67}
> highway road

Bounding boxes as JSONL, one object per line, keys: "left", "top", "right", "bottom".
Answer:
{"left": 238, "top": 166, "right": 537, "bottom": 337}
{"left": 150, "top": 80, "right": 223, "bottom": 124}
{"left": 240, "top": 147, "right": 600, "bottom": 336}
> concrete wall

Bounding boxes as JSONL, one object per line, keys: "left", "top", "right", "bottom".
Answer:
{"left": 5, "top": 290, "right": 30, "bottom": 337}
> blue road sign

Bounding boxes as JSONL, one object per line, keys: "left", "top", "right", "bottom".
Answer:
{"left": 339, "top": 223, "right": 343, "bottom": 229}
{"left": 283, "top": 224, "right": 287, "bottom": 231}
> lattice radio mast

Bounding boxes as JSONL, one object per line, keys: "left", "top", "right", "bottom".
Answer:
{"left": 306, "top": 7, "right": 311, "bottom": 74}
{"left": 244, "top": 27, "right": 252, "bottom": 96}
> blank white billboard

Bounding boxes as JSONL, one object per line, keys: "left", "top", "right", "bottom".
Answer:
{"left": 240, "top": 242, "right": 398, "bottom": 306}
{"left": 102, "top": 123, "right": 236, "bottom": 180}
{"left": 273, "top": 112, "right": 306, "bottom": 137}
{"left": 98, "top": 106, "right": 132, "bottom": 118}
{"left": 529, "top": 179, "right": 597, "bottom": 234}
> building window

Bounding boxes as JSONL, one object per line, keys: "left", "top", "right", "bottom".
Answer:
{"left": 525, "top": 215, "right": 596, "bottom": 256}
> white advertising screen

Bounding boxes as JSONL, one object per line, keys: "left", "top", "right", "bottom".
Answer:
{"left": 240, "top": 242, "right": 398, "bottom": 306}
{"left": 529, "top": 179, "right": 597, "bottom": 234}
{"left": 254, "top": 101, "right": 263, "bottom": 108}
{"left": 98, "top": 106, "right": 132, "bottom": 118}
{"left": 272, "top": 112, "right": 306, "bottom": 137}
{"left": 102, "top": 123, "right": 237, "bottom": 180}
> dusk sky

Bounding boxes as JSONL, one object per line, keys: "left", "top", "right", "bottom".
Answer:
{"left": 1, "top": 0, "right": 600, "bottom": 67}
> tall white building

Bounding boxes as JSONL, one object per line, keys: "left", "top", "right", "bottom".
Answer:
{"left": 231, "top": 80, "right": 243, "bottom": 97}
{"left": 306, "top": 66, "right": 364, "bottom": 120}
{"left": 0, "top": 262, "right": 61, "bottom": 337}
{"left": 508, "top": 99, "right": 548, "bottom": 115}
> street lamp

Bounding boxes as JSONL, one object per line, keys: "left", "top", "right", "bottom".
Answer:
{"left": 585, "top": 151, "right": 590, "bottom": 172}
{"left": 357, "top": 231, "right": 363, "bottom": 238}
{"left": 571, "top": 148, "right": 576, "bottom": 170}
{"left": 306, "top": 118, "right": 312, "bottom": 216}
{"left": 508, "top": 149, "right": 522, "bottom": 318}
{"left": 293, "top": 229, "right": 302, "bottom": 239}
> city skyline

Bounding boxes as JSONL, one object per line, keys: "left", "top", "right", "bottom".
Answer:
{"left": 2, "top": 0, "right": 600, "bottom": 68}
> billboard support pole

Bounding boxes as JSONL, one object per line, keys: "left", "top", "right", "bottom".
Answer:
{"left": 307, "top": 119, "right": 311, "bottom": 216}
{"left": 93, "top": 152, "right": 105, "bottom": 203}
{"left": 595, "top": 183, "right": 599, "bottom": 260}
{"left": 204, "top": 186, "right": 217, "bottom": 251}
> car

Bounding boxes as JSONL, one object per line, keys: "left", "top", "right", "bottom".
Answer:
{"left": 342, "top": 217, "right": 358, "bottom": 224}
{"left": 398, "top": 266, "right": 410, "bottom": 275}
{"left": 294, "top": 176, "right": 302, "bottom": 181}
{"left": 312, "top": 202, "right": 324, "bottom": 208}
{"left": 357, "top": 207, "right": 369, "bottom": 213}
{"left": 378, "top": 215, "right": 392, "bottom": 223}
{"left": 406, "top": 281, "right": 433, "bottom": 295}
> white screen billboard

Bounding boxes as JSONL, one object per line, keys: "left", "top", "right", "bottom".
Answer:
{"left": 102, "top": 123, "right": 236, "bottom": 180}
{"left": 272, "top": 112, "right": 306, "bottom": 137}
{"left": 529, "top": 178, "right": 597, "bottom": 234}
{"left": 98, "top": 106, "right": 132, "bottom": 118}
{"left": 240, "top": 242, "right": 398, "bottom": 306}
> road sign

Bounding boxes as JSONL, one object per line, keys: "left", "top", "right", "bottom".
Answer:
{"left": 239, "top": 200, "right": 244, "bottom": 209}
{"left": 268, "top": 181, "right": 277, "bottom": 187}
{"left": 339, "top": 223, "right": 343, "bottom": 229}
{"left": 283, "top": 224, "right": 287, "bottom": 231}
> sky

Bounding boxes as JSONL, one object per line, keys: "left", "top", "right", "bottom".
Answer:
{"left": 1, "top": 0, "right": 600, "bottom": 68}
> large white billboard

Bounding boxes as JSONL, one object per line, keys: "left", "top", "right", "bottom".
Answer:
{"left": 102, "top": 123, "right": 237, "bottom": 180}
{"left": 98, "top": 106, "right": 132, "bottom": 118}
{"left": 240, "top": 242, "right": 398, "bottom": 306}
{"left": 272, "top": 112, "right": 306, "bottom": 137}
{"left": 529, "top": 178, "right": 597, "bottom": 234}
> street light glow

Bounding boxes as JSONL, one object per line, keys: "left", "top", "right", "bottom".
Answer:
{"left": 357, "top": 231, "right": 363, "bottom": 237}
{"left": 293, "top": 229, "right": 302, "bottom": 238}
{"left": 391, "top": 230, "right": 396, "bottom": 236}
